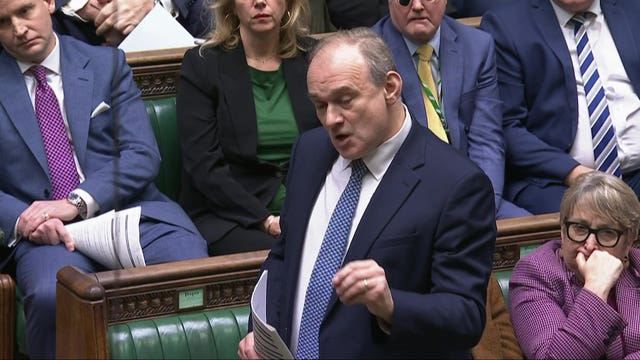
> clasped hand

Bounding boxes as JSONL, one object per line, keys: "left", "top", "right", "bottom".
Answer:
{"left": 576, "top": 250, "right": 624, "bottom": 301}
{"left": 17, "top": 199, "right": 79, "bottom": 251}
{"left": 77, "top": 0, "right": 156, "bottom": 46}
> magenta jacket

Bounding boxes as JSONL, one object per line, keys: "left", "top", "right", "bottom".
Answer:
{"left": 510, "top": 240, "right": 640, "bottom": 359}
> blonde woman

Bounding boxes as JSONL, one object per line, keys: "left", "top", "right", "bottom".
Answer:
{"left": 177, "top": 0, "right": 320, "bottom": 255}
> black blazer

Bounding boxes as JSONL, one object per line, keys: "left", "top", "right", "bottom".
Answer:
{"left": 176, "top": 41, "right": 320, "bottom": 243}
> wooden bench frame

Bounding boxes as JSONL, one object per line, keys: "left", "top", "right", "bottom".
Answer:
{"left": 55, "top": 212, "right": 560, "bottom": 359}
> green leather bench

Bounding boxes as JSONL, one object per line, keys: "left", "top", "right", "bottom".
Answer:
{"left": 108, "top": 307, "right": 249, "bottom": 359}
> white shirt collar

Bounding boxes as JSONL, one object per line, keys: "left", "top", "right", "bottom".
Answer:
{"left": 550, "top": 0, "right": 602, "bottom": 27}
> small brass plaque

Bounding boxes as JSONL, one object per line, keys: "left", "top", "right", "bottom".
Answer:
{"left": 178, "top": 288, "right": 204, "bottom": 310}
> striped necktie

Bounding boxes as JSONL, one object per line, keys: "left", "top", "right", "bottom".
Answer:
{"left": 571, "top": 13, "right": 621, "bottom": 177}
{"left": 416, "top": 44, "right": 448, "bottom": 143}
{"left": 296, "top": 159, "right": 368, "bottom": 359}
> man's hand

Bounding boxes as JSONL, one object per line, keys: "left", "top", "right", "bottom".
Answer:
{"left": 238, "top": 332, "right": 261, "bottom": 359}
{"left": 332, "top": 259, "right": 394, "bottom": 326}
{"left": 76, "top": 0, "right": 104, "bottom": 22}
{"left": 565, "top": 165, "right": 594, "bottom": 186}
{"left": 17, "top": 199, "right": 78, "bottom": 251}
{"left": 94, "top": 0, "right": 155, "bottom": 45}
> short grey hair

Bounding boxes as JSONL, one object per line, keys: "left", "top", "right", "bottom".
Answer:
{"left": 309, "top": 27, "right": 397, "bottom": 87}
{"left": 560, "top": 172, "right": 640, "bottom": 241}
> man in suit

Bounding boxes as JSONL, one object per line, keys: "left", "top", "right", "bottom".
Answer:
{"left": 0, "top": 0, "right": 208, "bottom": 357}
{"left": 372, "top": 0, "right": 530, "bottom": 219}
{"left": 481, "top": 0, "right": 640, "bottom": 214}
{"left": 238, "top": 28, "right": 495, "bottom": 358}
{"left": 53, "top": 0, "right": 212, "bottom": 45}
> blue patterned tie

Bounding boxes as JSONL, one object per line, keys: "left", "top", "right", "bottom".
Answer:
{"left": 571, "top": 13, "right": 621, "bottom": 177}
{"left": 296, "top": 159, "right": 368, "bottom": 359}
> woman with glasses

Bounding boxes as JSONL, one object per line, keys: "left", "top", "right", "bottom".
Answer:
{"left": 509, "top": 171, "right": 640, "bottom": 359}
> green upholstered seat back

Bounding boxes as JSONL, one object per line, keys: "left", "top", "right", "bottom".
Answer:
{"left": 494, "top": 242, "right": 543, "bottom": 307}
{"left": 145, "top": 97, "right": 181, "bottom": 200}
{"left": 108, "top": 306, "right": 249, "bottom": 359}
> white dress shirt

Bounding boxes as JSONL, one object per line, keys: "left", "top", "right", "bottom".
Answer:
{"left": 289, "top": 106, "right": 413, "bottom": 354}
{"left": 552, "top": 0, "right": 640, "bottom": 173}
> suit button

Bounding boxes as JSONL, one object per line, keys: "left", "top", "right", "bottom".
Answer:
{"left": 44, "top": 189, "right": 51, "bottom": 199}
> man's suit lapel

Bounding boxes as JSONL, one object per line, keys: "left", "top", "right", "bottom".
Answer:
{"left": 326, "top": 123, "right": 425, "bottom": 312}
{"left": 380, "top": 18, "right": 428, "bottom": 128}
{"left": 219, "top": 45, "right": 259, "bottom": 156}
{"left": 439, "top": 18, "right": 462, "bottom": 147}
{"left": 603, "top": 0, "right": 640, "bottom": 96}
{"left": 59, "top": 37, "right": 93, "bottom": 166}
{"left": 0, "top": 51, "right": 49, "bottom": 176}
{"left": 531, "top": 0, "right": 576, "bottom": 93}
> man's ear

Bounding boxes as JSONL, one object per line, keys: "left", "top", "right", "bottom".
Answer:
{"left": 46, "top": 0, "right": 56, "bottom": 15}
{"left": 384, "top": 71, "right": 403, "bottom": 104}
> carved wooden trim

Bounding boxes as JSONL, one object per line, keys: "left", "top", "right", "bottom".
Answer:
{"left": 105, "top": 275, "right": 258, "bottom": 324}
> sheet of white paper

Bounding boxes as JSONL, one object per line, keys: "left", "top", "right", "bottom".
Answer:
{"left": 251, "top": 271, "right": 293, "bottom": 359}
{"left": 66, "top": 207, "right": 145, "bottom": 269}
{"left": 118, "top": 3, "right": 196, "bottom": 52}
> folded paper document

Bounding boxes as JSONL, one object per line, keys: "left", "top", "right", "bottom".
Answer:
{"left": 251, "top": 271, "right": 293, "bottom": 359}
{"left": 66, "top": 206, "right": 145, "bottom": 269}
{"left": 118, "top": 3, "right": 195, "bottom": 52}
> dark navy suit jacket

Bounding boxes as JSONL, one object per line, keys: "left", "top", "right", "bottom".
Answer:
{"left": 481, "top": 0, "right": 640, "bottom": 202}
{"left": 261, "top": 120, "right": 496, "bottom": 358}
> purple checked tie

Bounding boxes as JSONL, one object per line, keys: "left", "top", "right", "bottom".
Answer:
{"left": 31, "top": 65, "right": 79, "bottom": 199}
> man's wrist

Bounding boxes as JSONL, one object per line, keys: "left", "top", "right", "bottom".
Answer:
{"left": 61, "top": 0, "right": 90, "bottom": 22}
{"left": 67, "top": 191, "right": 88, "bottom": 219}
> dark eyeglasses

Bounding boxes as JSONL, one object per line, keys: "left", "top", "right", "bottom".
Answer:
{"left": 564, "top": 221, "right": 625, "bottom": 248}
{"left": 398, "top": 0, "right": 438, "bottom": 6}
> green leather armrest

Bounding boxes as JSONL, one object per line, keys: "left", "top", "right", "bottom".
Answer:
{"left": 494, "top": 270, "right": 512, "bottom": 307}
{"left": 108, "top": 306, "right": 249, "bottom": 359}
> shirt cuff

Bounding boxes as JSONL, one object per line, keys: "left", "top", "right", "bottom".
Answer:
{"left": 7, "top": 218, "right": 21, "bottom": 248}
{"left": 61, "top": 0, "right": 90, "bottom": 22}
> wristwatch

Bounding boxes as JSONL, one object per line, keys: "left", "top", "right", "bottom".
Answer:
{"left": 67, "top": 192, "right": 87, "bottom": 219}
{"left": 61, "top": 0, "right": 90, "bottom": 22}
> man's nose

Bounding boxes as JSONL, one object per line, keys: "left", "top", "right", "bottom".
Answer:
{"left": 12, "top": 18, "right": 28, "bottom": 37}
{"left": 324, "top": 104, "right": 343, "bottom": 127}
